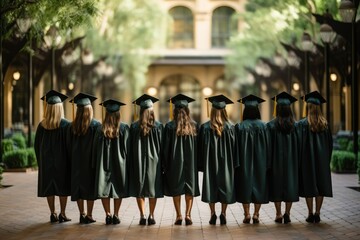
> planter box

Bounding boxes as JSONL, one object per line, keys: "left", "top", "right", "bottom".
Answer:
{"left": 4, "top": 167, "right": 38, "bottom": 173}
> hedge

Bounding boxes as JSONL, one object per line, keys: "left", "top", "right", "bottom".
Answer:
{"left": 330, "top": 150, "right": 356, "bottom": 173}
{"left": 1, "top": 139, "right": 13, "bottom": 156}
{"left": 2, "top": 148, "right": 37, "bottom": 169}
{"left": 11, "top": 134, "right": 26, "bottom": 149}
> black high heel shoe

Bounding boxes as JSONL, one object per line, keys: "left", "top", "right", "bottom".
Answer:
{"left": 314, "top": 213, "right": 321, "bottom": 223}
{"left": 174, "top": 216, "right": 182, "bottom": 225}
{"left": 105, "top": 215, "right": 112, "bottom": 225}
{"left": 252, "top": 214, "right": 259, "bottom": 224}
{"left": 112, "top": 215, "right": 120, "bottom": 225}
{"left": 50, "top": 213, "right": 58, "bottom": 223}
{"left": 185, "top": 215, "right": 193, "bottom": 226}
{"left": 58, "top": 213, "right": 71, "bottom": 223}
{"left": 139, "top": 216, "right": 147, "bottom": 225}
{"left": 283, "top": 213, "right": 291, "bottom": 224}
{"left": 219, "top": 213, "right": 227, "bottom": 225}
{"left": 79, "top": 214, "right": 86, "bottom": 224}
{"left": 306, "top": 213, "right": 314, "bottom": 223}
{"left": 243, "top": 214, "right": 251, "bottom": 224}
{"left": 148, "top": 215, "right": 156, "bottom": 225}
{"left": 209, "top": 213, "right": 217, "bottom": 225}
{"left": 85, "top": 215, "right": 96, "bottom": 224}
{"left": 274, "top": 215, "right": 283, "bottom": 224}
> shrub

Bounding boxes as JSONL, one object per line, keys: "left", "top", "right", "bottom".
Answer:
{"left": 3, "top": 149, "right": 29, "bottom": 169}
{"left": 337, "top": 138, "right": 349, "bottom": 151}
{"left": 26, "top": 148, "right": 37, "bottom": 168}
{"left": 11, "top": 134, "right": 26, "bottom": 149}
{"left": 331, "top": 150, "right": 356, "bottom": 172}
{"left": 1, "top": 139, "right": 14, "bottom": 156}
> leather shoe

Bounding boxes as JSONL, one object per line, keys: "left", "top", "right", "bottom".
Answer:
{"left": 220, "top": 213, "right": 227, "bottom": 225}
{"left": 105, "top": 215, "right": 112, "bottom": 225}
{"left": 243, "top": 214, "right": 251, "bottom": 224}
{"left": 252, "top": 214, "right": 259, "bottom": 224}
{"left": 148, "top": 216, "right": 156, "bottom": 225}
{"left": 283, "top": 213, "right": 291, "bottom": 224}
{"left": 185, "top": 216, "right": 193, "bottom": 226}
{"left": 306, "top": 213, "right": 314, "bottom": 223}
{"left": 209, "top": 213, "right": 217, "bottom": 225}
{"left": 112, "top": 215, "right": 120, "bottom": 224}
{"left": 79, "top": 214, "right": 86, "bottom": 224}
{"left": 85, "top": 215, "right": 96, "bottom": 224}
{"left": 50, "top": 213, "right": 58, "bottom": 223}
{"left": 174, "top": 217, "right": 182, "bottom": 225}
{"left": 314, "top": 213, "right": 321, "bottom": 223}
{"left": 274, "top": 216, "right": 283, "bottom": 224}
{"left": 139, "top": 216, "right": 147, "bottom": 225}
{"left": 58, "top": 213, "right": 71, "bottom": 223}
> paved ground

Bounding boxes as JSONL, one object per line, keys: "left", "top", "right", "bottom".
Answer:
{"left": 0, "top": 171, "right": 360, "bottom": 240}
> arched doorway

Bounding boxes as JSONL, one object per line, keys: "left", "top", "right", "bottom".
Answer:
{"left": 159, "top": 74, "right": 201, "bottom": 123}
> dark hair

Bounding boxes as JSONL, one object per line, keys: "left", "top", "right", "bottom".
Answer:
{"left": 275, "top": 104, "right": 295, "bottom": 134}
{"left": 243, "top": 106, "right": 261, "bottom": 120}
{"left": 174, "top": 107, "right": 196, "bottom": 136}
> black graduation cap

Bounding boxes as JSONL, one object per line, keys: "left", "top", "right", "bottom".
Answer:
{"left": 206, "top": 94, "right": 233, "bottom": 109}
{"left": 100, "top": 99, "right": 126, "bottom": 113}
{"left": 40, "top": 90, "right": 68, "bottom": 105}
{"left": 133, "top": 94, "right": 159, "bottom": 109}
{"left": 167, "top": 93, "right": 195, "bottom": 108}
{"left": 238, "top": 94, "right": 265, "bottom": 107}
{"left": 69, "top": 92, "right": 97, "bottom": 106}
{"left": 271, "top": 91, "right": 297, "bottom": 105}
{"left": 302, "top": 91, "right": 326, "bottom": 105}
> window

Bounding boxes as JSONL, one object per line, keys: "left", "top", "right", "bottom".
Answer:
{"left": 169, "top": 6, "right": 194, "bottom": 48}
{"left": 212, "top": 7, "right": 237, "bottom": 48}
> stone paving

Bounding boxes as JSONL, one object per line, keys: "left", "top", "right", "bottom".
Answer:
{"left": 0, "top": 171, "right": 360, "bottom": 239}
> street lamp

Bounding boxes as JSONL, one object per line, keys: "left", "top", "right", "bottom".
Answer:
{"left": 320, "top": 11, "right": 336, "bottom": 126}
{"left": 339, "top": 0, "right": 359, "bottom": 174}
{"left": 301, "top": 31, "right": 313, "bottom": 94}
{"left": 17, "top": 17, "right": 33, "bottom": 147}
{"left": 44, "top": 26, "right": 62, "bottom": 90}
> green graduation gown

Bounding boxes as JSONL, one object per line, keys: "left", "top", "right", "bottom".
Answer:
{"left": 34, "top": 119, "right": 71, "bottom": 197}
{"left": 129, "top": 121, "right": 164, "bottom": 198}
{"left": 298, "top": 118, "right": 333, "bottom": 197}
{"left": 162, "top": 121, "right": 200, "bottom": 197}
{"left": 93, "top": 123, "right": 129, "bottom": 199}
{"left": 266, "top": 119, "right": 300, "bottom": 202}
{"left": 198, "top": 121, "right": 235, "bottom": 204}
{"left": 67, "top": 119, "right": 101, "bottom": 201}
{"left": 234, "top": 119, "right": 269, "bottom": 204}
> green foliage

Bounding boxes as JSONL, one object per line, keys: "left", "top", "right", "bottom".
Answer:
{"left": 2, "top": 148, "right": 37, "bottom": 169}
{"left": 1, "top": 139, "right": 14, "bottom": 156}
{"left": 0, "top": 165, "right": 3, "bottom": 186}
{"left": 330, "top": 150, "right": 356, "bottom": 172}
{"left": 11, "top": 134, "right": 26, "bottom": 149}
{"left": 26, "top": 148, "right": 37, "bottom": 168}
{"left": 337, "top": 137, "right": 349, "bottom": 151}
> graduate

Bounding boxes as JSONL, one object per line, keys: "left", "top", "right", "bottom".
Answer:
{"left": 162, "top": 94, "right": 200, "bottom": 226}
{"left": 266, "top": 91, "right": 299, "bottom": 224}
{"left": 234, "top": 94, "right": 269, "bottom": 224}
{"left": 198, "top": 94, "right": 235, "bottom": 225}
{"left": 93, "top": 99, "right": 129, "bottom": 225}
{"left": 129, "top": 94, "right": 164, "bottom": 225}
{"left": 34, "top": 90, "right": 71, "bottom": 223}
{"left": 298, "top": 91, "right": 333, "bottom": 223}
{"left": 67, "top": 93, "right": 100, "bottom": 224}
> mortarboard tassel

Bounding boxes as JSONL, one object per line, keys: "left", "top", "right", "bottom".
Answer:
{"left": 206, "top": 98, "right": 209, "bottom": 118}
{"left": 302, "top": 101, "right": 307, "bottom": 118}
{"left": 272, "top": 96, "right": 277, "bottom": 117}
{"left": 43, "top": 95, "right": 46, "bottom": 118}
{"left": 240, "top": 99, "right": 243, "bottom": 122}
{"left": 102, "top": 105, "right": 104, "bottom": 123}
{"left": 72, "top": 100, "right": 75, "bottom": 121}
{"left": 169, "top": 98, "right": 173, "bottom": 120}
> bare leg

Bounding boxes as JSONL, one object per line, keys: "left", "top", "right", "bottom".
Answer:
{"left": 149, "top": 198, "right": 157, "bottom": 218}
{"left": 315, "top": 196, "right": 324, "bottom": 214}
{"left": 254, "top": 204, "right": 261, "bottom": 216}
{"left": 86, "top": 200, "right": 95, "bottom": 221}
{"left": 114, "top": 198, "right": 122, "bottom": 217}
{"left": 101, "top": 198, "right": 111, "bottom": 216}
{"left": 306, "top": 197, "right": 314, "bottom": 215}
{"left": 136, "top": 197, "right": 146, "bottom": 218}
{"left": 46, "top": 196, "right": 56, "bottom": 214}
{"left": 274, "top": 202, "right": 282, "bottom": 219}
{"left": 59, "top": 196, "right": 68, "bottom": 215}
{"left": 185, "top": 194, "right": 193, "bottom": 218}
{"left": 77, "top": 199, "right": 85, "bottom": 215}
{"left": 209, "top": 203, "right": 216, "bottom": 215}
{"left": 173, "top": 195, "right": 182, "bottom": 220}
{"left": 285, "top": 202, "right": 292, "bottom": 215}
{"left": 242, "top": 203, "right": 250, "bottom": 218}
{"left": 221, "top": 203, "right": 227, "bottom": 215}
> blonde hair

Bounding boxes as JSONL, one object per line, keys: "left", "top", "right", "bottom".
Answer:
{"left": 72, "top": 105, "right": 93, "bottom": 136}
{"left": 140, "top": 107, "right": 155, "bottom": 136}
{"left": 307, "top": 103, "right": 328, "bottom": 132}
{"left": 102, "top": 111, "right": 121, "bottom": 139}
{"left": 41, "top": 103, "right": 64, "bottom": 130}
{"left": 174, "top": 107, "right": 196, "bottom": 136}
{"left": 210, "top": 108, "right": 229, "bottom": 137}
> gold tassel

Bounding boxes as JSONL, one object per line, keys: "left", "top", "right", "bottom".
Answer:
{"left": 72, "top": 101, "right": 75, "bottom": 121}
{"left": 169, "top": 98, "right": 173, "bottom": 120}
{"left": 206, "top": 98, "right": 209, "bottom": 118}
{"left": 302, "top": 101, "right": 307, "bottom": 118}
{"left": 133, "top": 103, "right": 137, "bottom": 121}
{"left": 240, "top": 99, "right": 243, "bottom": 122}
{"left": 272, "top": 96, "right": 277, "bottom": 117}
{"left": 43, "top": 96, "right": 46, "bottom": 118}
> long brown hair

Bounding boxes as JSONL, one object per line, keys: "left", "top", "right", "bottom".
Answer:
{"left": 174, "top": 107, "right": 196, "bottom": 136}
{"left": 72, "top": 105, "right": 93, "bottom": 136}
{"left": 210, "top": 108, "right": 229, "bottom": 137}
{"left": 307, "top": 103, "right": 328, "bottom": 132}
{"left": 102, "top": 111, "right": 121, "bottom": 138}
{"left": 140, "top": 107, "right": 155, "bottom": 136}
{"left": 41, "top": 103, "right": 64, "bottom": 130}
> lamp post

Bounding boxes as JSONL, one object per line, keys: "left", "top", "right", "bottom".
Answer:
{"left": 44, "top": 26, "right": 61, "bottom": 90}
{"left": 301, "top": 32, "right": 313, "bottom": 94}
{"left": 319, "top": 11, "right": 335, "bottom": 125}
{"left": 17, "top": 17, "right": 33, "bottom": 147}
{"left": 339, "top": 0, "right": 359, "bottom": 174}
